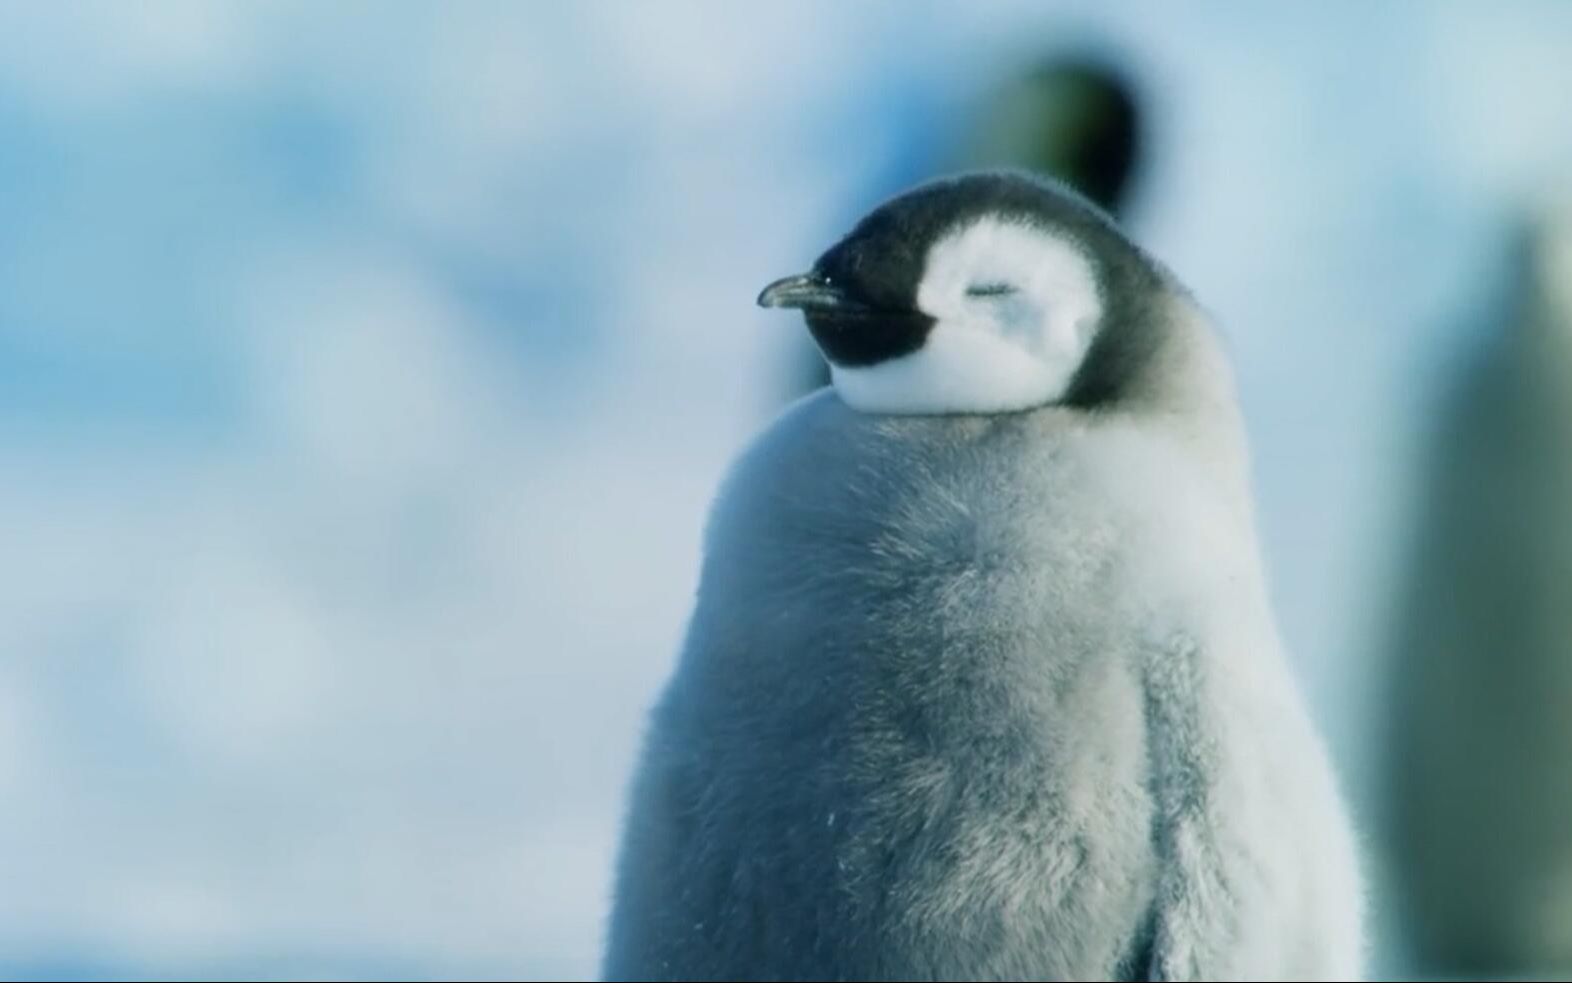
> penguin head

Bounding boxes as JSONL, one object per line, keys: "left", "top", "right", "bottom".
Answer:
{"left": 759, "top": 170, "right": 1171, "bottom": 415}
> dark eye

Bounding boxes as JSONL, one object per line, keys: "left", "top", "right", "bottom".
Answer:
{"left": 965, "top": 282, "right": 1016, "bottom": 298}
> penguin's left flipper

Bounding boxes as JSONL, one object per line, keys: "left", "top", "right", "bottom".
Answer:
{"left": 1138, "top": 635, "right": 1364, "bottom": 982}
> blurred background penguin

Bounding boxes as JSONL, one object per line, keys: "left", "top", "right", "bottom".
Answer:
{"left": 1383, "top": 193, "right": 1572, "bottom": 979}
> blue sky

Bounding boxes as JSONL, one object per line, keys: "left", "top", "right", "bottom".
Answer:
{"left": 1, "top": 2, "right": 1570, "bottom": 979}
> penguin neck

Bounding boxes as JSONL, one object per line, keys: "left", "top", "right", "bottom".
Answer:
{"left": 1066, "top": 287, "right": 1229, "bottom": 409}
{"left": 1125, "top": 295, "right": 1238, "bottom": 415}
{"left": 1097, "top": 293, "right": 1257, "bottom": 528}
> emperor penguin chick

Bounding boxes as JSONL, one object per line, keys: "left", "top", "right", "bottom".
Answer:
{"left": 603, "top": 171, "right": 1364, "bottom": 982}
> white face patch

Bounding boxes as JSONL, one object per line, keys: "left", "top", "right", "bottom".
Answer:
{"left": 830, "top": 216, "right": 1103, "bottom": 415}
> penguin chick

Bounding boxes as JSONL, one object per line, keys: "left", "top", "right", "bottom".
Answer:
{"left": 603, "top": 171, "right": 1364, "bottom": 982}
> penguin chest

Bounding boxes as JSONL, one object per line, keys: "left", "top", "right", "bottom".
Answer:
{"left": 792, "top": 495, "right": 1163, "bottom": 970}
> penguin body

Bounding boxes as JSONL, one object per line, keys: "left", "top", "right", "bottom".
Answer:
{"left": 1386, "top": 201, "right": 1572, "bottom": 975}
{"left": 604, "top": 173, "right": 1362, "bottom": 981}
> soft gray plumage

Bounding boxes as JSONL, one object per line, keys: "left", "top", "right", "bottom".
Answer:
{"left": 603, "top": 173, "right": 1363, "bottom": 981}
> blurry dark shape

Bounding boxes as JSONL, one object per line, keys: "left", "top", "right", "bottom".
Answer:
{"left": 957, "top": 56, "right": 1142, "bottom": 216}
{"left": 788, "top": 55, "right": 1144, "bottom": 397}
{"left": 1384, "top": 196, "right": 1572, "bottom": 977}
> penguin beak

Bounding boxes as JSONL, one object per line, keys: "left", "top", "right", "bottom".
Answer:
{"left": 757, "top": 273, "right": 851, "bottom": 312}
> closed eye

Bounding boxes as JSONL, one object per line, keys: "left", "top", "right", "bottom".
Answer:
{"left": 964, "top": 282, "right": 1017, "bottom": 298}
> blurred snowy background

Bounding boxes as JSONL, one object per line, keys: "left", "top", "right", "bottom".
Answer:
{"left": 2, "top": 2, "right": 1572, "bottom": 979}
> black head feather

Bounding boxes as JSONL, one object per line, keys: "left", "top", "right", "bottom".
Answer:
{"left": 783, "top": 170, "right": 1170, "bottom": 407}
